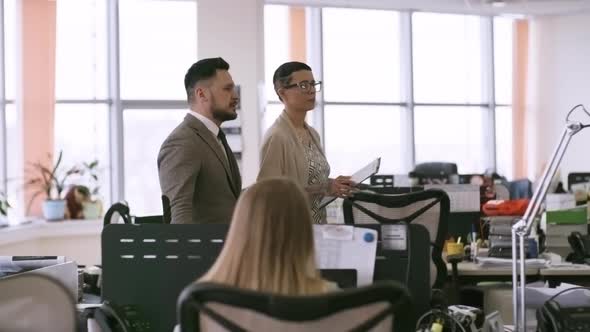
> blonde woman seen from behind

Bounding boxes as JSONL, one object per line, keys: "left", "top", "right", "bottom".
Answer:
{"left": 199, "top": 177, "right": 332, "bottom": 295}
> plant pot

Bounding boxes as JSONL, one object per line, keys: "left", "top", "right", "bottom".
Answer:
{"left": 42, "top": 200, "right": 66, "bottom": 221}
{"left": 83, "top": 200, "right": 102, "bottom": 219}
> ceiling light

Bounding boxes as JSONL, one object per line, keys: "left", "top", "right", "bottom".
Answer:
{"left": 490, "top": 0, "right": 507, "bottom": 7}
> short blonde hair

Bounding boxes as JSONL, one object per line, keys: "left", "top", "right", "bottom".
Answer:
{"left": 199, "top": 177, "right": 327, "bottom": 295}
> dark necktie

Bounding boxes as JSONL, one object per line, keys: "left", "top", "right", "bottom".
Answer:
{"left": 217, "top": 130, "right": 240, "bottom": 195}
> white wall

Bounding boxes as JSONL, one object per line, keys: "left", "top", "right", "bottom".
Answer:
{"left": 529, "top": 14, "right": 590, "bottom": 185}
{"left": 197, "top": 0, "right": 265, "bottom": 187}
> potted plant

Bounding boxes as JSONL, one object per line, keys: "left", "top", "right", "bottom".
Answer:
{"left": 0, "top": 191, "right": 10, "bottom": 226}
{"left": 26, "top": 151, "right": 82, "bottom": 220}
{"left": 81, "top": 160, "right": 103, "bottom": 219}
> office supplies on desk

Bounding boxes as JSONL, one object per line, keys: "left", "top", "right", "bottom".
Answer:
{"left": 483, "top": 199, "right": 529, "bottom": 216}
{"left": 535, "top": 285, "right": 590, "bottom": 332}
{"left": 318, "top": 157, "right": 380, "bottom": 209}
{"left": 477, "top": 257, "right": 547, "bottom": 269}
{"left": 313, "top": 225, "right": 377, "bottom": 285}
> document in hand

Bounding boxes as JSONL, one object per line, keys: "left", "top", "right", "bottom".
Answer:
{"left": 318, "top": 157, "right": 381, "bottom": 210}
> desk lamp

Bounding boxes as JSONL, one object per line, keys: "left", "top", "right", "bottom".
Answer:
{"left": 511, "top": 104, "right": 590, "bottom": 331}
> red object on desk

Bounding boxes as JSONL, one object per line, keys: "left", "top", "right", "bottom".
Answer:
{"left": 482, "top": 199, "right": 530, "bottom": 216}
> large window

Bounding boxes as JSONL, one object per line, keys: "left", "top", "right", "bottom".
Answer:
{"left": 494, "top": 17, "right": 514, "bottom": 178}
{"left": 322, "top": 8, "right": 403, "bottom": 176}
{"left": 53, "top": 104, "right": 110, "bottom": 204}
{"left": 323, "top": 8, "right": 401, "bottom": 103}
{"left": 264, "top": 7, "right": 515, "bottom": 179}
{"left": 54, "top": 0, "right": 110, "bottom": 208}
{"left": 412, "top": 13, "right": 484, "bottom": 104}
{"left": 414, "top": 106, "right": 487, "bottom": 172}
{"left": 324, "top": 105, "right": 404, "bottom": 175}
{"left": 119, "top": 0, "right": 197, "bottom": 215}
{"left": 53, "top": 0, "right": 197, "bottom": 216}
{"left": 123, "top": 109, "right": 186, "bottom": 214}
{"left": 3, "top": 0, "right": 18, "bottom": 223}
{"left": 119, "top": 0, "right": 197, "bottom": 100}
{"left": 4, "top": 0, "right": 15, "bottom": 101}
{"left": 55, "top": 0, "right": 107, "bottom": 100}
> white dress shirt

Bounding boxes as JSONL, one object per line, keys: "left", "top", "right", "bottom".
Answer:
{"left": 187, "top": 110, "right": 228, "bottom": 160}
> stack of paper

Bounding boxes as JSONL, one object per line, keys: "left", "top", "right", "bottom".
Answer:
{"left": 0, "top": 256, "right": 66, "bottom": 275}
{"left": 477, "top": 257, "right": 548, "bottom": 268}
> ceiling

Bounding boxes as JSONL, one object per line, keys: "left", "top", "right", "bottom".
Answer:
{"left": 268, "top": 0, "right": 590, "bottom": 16}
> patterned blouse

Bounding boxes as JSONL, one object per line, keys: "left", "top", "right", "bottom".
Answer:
{"left": 296, "top": 127, "right": 330, "bottom": 224}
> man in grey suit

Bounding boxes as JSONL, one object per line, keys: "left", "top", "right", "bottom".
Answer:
{"left": 158, "top": 57, "right": 242, "bottom": 224}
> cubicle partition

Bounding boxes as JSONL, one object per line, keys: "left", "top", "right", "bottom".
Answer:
{"left": 101, "top": 224, "right": 228, "bottom": 332}
{"left": 101, "top": 223, "right": 430, "bottom": 330}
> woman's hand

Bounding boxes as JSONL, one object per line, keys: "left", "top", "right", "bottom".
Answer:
{"left": 328, "top": 176, "right": 356, "bottom": 198}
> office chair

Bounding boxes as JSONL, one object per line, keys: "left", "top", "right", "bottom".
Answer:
{"left": 162, "top": 194, "right": 171, "bottom": 224}
{"left": 177, "top": 281, "right": 414, "bottom": 332}
{"left": 103, "top": 200, "right": 167, "bottom": 225}
{"left": 412, "top": 162, "right": 458, "bottom": 184}
{"left": 342, "top": 189, "right": 450, "bottom": 289}
{"left": 0, "top": 273, "right": 77, "bottom": 332}
{"left": 103, "top": 202, "right": 132, "bottom": 226}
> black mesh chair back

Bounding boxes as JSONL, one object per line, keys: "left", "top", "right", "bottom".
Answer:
{"left": 343, "top": 189, "right": 450, "bottom": 289}
{"left": 178, "top": 281, "right": 414, "bottom": 332}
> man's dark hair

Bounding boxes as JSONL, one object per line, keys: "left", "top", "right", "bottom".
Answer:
{"left": 272, "top": 61, "right": 312, "bottom": 101}
{"left": 184, "top": 57, "right": 230, "bottom": 102}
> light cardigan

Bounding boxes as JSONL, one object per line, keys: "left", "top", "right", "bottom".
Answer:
{"left": 258, "top": 111, "right": 330, "bottom": 195}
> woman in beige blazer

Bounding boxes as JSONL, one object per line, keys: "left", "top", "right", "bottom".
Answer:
{"left": 258, "top": 62, "right": 354, "bottom": 224}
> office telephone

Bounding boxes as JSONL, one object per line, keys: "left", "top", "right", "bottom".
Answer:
{"left": 566, "top": 231, "right": 590, "bottom": 264}
{"left": 93, "top": 301, "right": 153, "bottom": 332}
{"left": 537, "top": 287, "right": 590, "bottom": 332}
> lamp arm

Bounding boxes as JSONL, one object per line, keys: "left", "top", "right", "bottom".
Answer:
{"left": 511, "top": 121, "right": 585, "bottom": 331}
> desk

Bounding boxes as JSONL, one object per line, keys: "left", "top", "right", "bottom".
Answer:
{"left": 0, "top": 219, "right": 102, "bottom": 266}
{"left": 540, "top": 265, "right": 590, "bottom": 287}
{"left": 447, "top": 261, "right": 539, "bottom": 284}
{"left": 447, "top": 261, "right": 590, "bottom": 286}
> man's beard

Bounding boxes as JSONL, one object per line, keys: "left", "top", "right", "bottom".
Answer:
{"left": 212, "top": 106, "right": 238, "bottom": 123}
{"left": 211, "top": 95, "right": 238, "bottom": 123}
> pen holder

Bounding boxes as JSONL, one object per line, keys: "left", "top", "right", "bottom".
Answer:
{"left": 447, "top": 243, "right": 464, "bottom": 258}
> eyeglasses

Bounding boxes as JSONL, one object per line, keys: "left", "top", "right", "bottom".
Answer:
{"left": 283, "top": 80, "right": 322, "bottom": 93}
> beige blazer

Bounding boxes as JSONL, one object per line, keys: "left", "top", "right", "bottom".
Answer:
{"left": 158, "top": 114, "right": 242, "bottom": 224}
{"left": 258, "top": 111, "right": 328, "bottom": 194}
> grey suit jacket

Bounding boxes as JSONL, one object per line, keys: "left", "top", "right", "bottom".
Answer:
{"left": 158, "top": 114, "right": 242, "bottom": 224}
